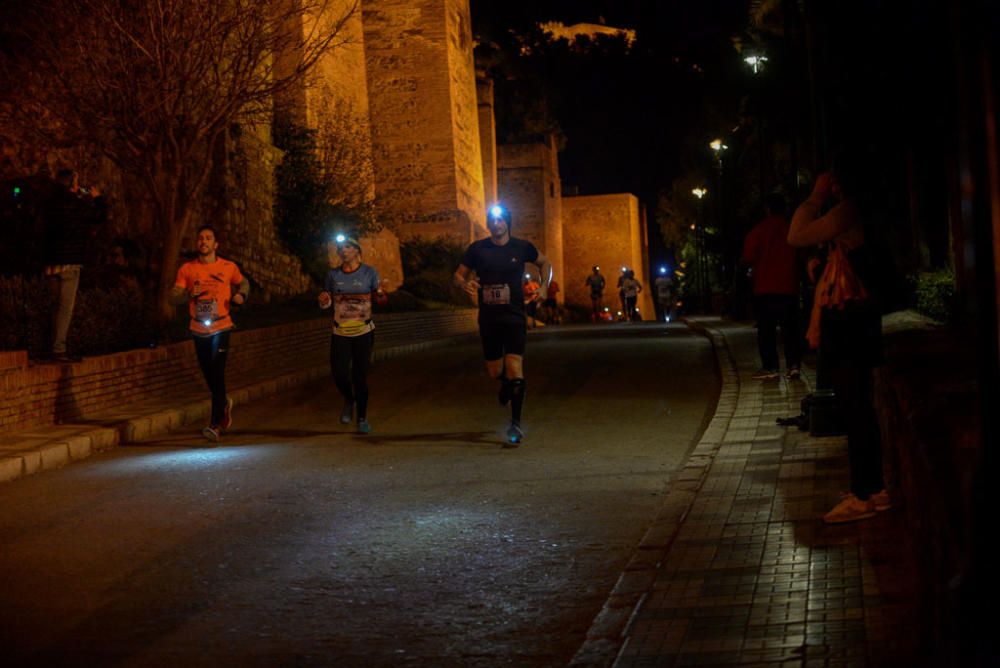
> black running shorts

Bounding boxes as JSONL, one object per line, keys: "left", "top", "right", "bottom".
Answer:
{"left": 479, "top": 321, "right": 527, "bottom": 360}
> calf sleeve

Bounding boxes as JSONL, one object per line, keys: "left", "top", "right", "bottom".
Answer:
{"left": 509, "top": 378, "right": 526, "bottom": 425}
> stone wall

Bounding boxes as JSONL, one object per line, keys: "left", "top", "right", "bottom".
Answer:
{"left": 561, "top": 193, "right": 654, "bottom": 318}
{"left": 362, "top": 0, "right": 486, "bottom": 243}
{"left": 206, "top": 127, "right": 313, "bottom": 301}
{"left": 496, "top": 138, "right": 564, "bottom": 297}
{"left": 477, "top": 75, "right": 498, "bottom": 207}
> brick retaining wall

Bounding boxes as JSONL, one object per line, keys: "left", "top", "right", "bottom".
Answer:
{"left": 0, "top": 309, "right": 478, "bottom": 435}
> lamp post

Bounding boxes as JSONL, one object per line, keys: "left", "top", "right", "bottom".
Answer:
{"left": 692, "top": 187, "right": 708, "bottom": 312}
{"left": 709, "top": 139, "right": 730, "bottom": 294}
{"left": 744, "top": 52, "right": 768, "bottom": 199}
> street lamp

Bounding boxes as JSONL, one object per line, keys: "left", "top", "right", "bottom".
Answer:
{"left": 710, "top": 139, "right": 730, "bottom": 295}
{"left": 691, "top": 188, "right": 709, "bottom": 312}
{"left": 744, "top": 54, "right": 768, "bottom": 74}
{"left": 744, "top": 51, "right": 768, "bottom": 202}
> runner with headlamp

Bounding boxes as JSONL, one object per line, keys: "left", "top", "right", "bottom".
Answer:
{"left": 318, "top": 234, "right": 388, "bottom": 434}
{"left": 454, "top": 205, "right": 551, "bottom": 446}
{"left": 171, "top": 225, "right": 249, "bottom": 443}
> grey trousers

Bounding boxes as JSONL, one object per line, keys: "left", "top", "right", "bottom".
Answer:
{"left": 48, "top": 264, "right": 81, "bottom": 354}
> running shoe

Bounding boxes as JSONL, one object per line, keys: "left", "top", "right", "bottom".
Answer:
{"left": 220, "top": 397, "right": 234, "bottom": 431}
{"left": 340, "top": 401, "right": 354, "bottom": 425}
{"left": 505, "top": 423, "right": 524, "bottom": 447}
{"left": 357, "top": 419, "right": 371, "bottom": 434}
{"left": 202, "top": 426, "right": 220, "bottom": 444}
{"left": 751, "top": 369, "right": 780, "bottom": 380}
{"left": 785, "top": 368, "right": 801, "bottom": 380}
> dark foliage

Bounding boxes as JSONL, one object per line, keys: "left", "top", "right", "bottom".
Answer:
{"left": 272, "top": 120, "right": 374, "bottom": 284}
{"left": 399, "top": 238, "right": 471, "bottom": 306}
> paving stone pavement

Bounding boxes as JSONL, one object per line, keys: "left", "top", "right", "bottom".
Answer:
{"left": 601, "top": 318, "right": 924, "bottom": 668}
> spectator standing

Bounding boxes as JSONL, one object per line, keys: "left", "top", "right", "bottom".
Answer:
{"left": 41, "top": 169, "right": 107, "bottom": 362}
{"left": 742, "top": 192, "right": 802, "bottom": 380}
{"left": 788, "top": 156, "right": 887, "bottom": 524}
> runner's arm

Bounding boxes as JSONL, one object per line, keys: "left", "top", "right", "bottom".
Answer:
{"left": 373, "top": 274, "right": 389, "bottom": 306}
{"left": 170, "top": 268, "right": 192, "bottom": 305}
{"left": 454, "top": 264, "right": 479, "bottom": 296}
{"left": 232, "top": 278, "right": 249, "bottom": 305}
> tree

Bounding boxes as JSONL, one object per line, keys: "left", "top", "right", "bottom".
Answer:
{"left": 0, "top": 0, "right": 357, "bottom": 323}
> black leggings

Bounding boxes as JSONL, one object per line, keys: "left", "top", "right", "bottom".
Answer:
{"left": 331, "top": 332, "right": 374, "bottom": 419}
{"left": 830, "top": 363, "right": 884, "bottom": 499}
{"left": 194, "top": 330, "right": 230, "bottom": 427}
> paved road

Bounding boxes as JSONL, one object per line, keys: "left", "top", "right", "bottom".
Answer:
{"left": 0, "top": 322, "right": 719, "bottom": 667}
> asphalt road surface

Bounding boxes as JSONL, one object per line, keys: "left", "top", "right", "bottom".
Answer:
{"left": 0, "top": 322, "right": 719, "bottom": 667}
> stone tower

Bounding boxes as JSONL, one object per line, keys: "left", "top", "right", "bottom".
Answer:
{"left": 362, "top": 0, "right": 487, "bottom": 244}
{"left": 496, "top": 136, "right": 564, "bottom": 292}
{"left": 476, "top": 74, "right": 498, "bottom": 207}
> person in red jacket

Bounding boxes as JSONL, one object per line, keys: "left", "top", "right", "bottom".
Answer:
{"left": 742, "top": 193, "right": 802, "bottom": 380}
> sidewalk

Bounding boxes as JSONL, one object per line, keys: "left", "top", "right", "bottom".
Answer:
{"left": 576, "top": 318, "right": 924, "bottom": 668}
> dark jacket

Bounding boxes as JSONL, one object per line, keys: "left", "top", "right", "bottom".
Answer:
{"left": 43, "top": 186, "right": 106, "bottom": 266}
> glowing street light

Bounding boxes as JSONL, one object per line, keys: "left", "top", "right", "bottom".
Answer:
{"left": 709, "top": 139, "right": 728, "bottom": 153}
{"left": 744, "top": 54, "right": 768, "bottom": 74}
{"left": 691, "top": 187, "right": 707, "bottom": 199}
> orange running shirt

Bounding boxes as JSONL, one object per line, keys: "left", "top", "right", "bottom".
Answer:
{"left": 174, "top": 257, "right": 245, "bottom": 335}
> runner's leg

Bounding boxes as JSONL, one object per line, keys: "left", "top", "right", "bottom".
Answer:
{"left": 210, "top": 331, "right": 230, "bottom": 426}
{"left": 331, "top": 335, "right": 355, "bottom": 404}
{"left": 351, "top": 332, "right": 374, "bottom": 420}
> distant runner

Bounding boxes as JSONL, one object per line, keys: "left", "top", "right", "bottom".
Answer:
{"left": 585, "top": 266, "right": 605, "bottom": 322}
{"left": 454, "top": 205, "right": 551, "bottom": 446}
{"left": 171, "top": 225, "right": 249, "bottom": 443}
{"left": 654, "top": 266, "right": 676, "bottom": 322}
{"left": 318, "top": 235, "right": 388, "bottom": 434}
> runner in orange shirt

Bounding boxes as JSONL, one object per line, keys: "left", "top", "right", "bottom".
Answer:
{"left": 171, "top": 225, "right": 249, "bottom": 443}
{"left": 522, "top": 275, "right": 541, "bottom": 328}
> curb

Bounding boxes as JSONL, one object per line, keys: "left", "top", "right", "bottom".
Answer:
{"left": 0, "top": 334, "right": 471, "bottom": 484}
{"left": 570, "top": 319, "right": 741, "bottom": 667}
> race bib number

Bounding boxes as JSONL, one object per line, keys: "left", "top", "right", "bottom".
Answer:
{"left": 195, "top": 299, "right": 218, "bottom": 323}
{"left": 482, "top": 284, "right": 511, "bottom": 305}
{"left": 334, "top": 294, "right": 372, "bottom": 322}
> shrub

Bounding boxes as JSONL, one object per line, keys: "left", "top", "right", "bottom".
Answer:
{"left": 399, "top": 238, "right": 472, "bottom": 306}
{"left": 911, "top": 270, "right": 956, "bottom": 323}
{"left": 0, "top": 271, "right": 159, "bottom": 355}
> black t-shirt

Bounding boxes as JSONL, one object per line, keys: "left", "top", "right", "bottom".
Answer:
{"left": 460, "top": 237, "right": 539, "bottom": 324}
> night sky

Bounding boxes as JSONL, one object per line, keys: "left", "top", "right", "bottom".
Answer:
{"left": 470, "top": 0, "right": 750, "bottom": 265}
